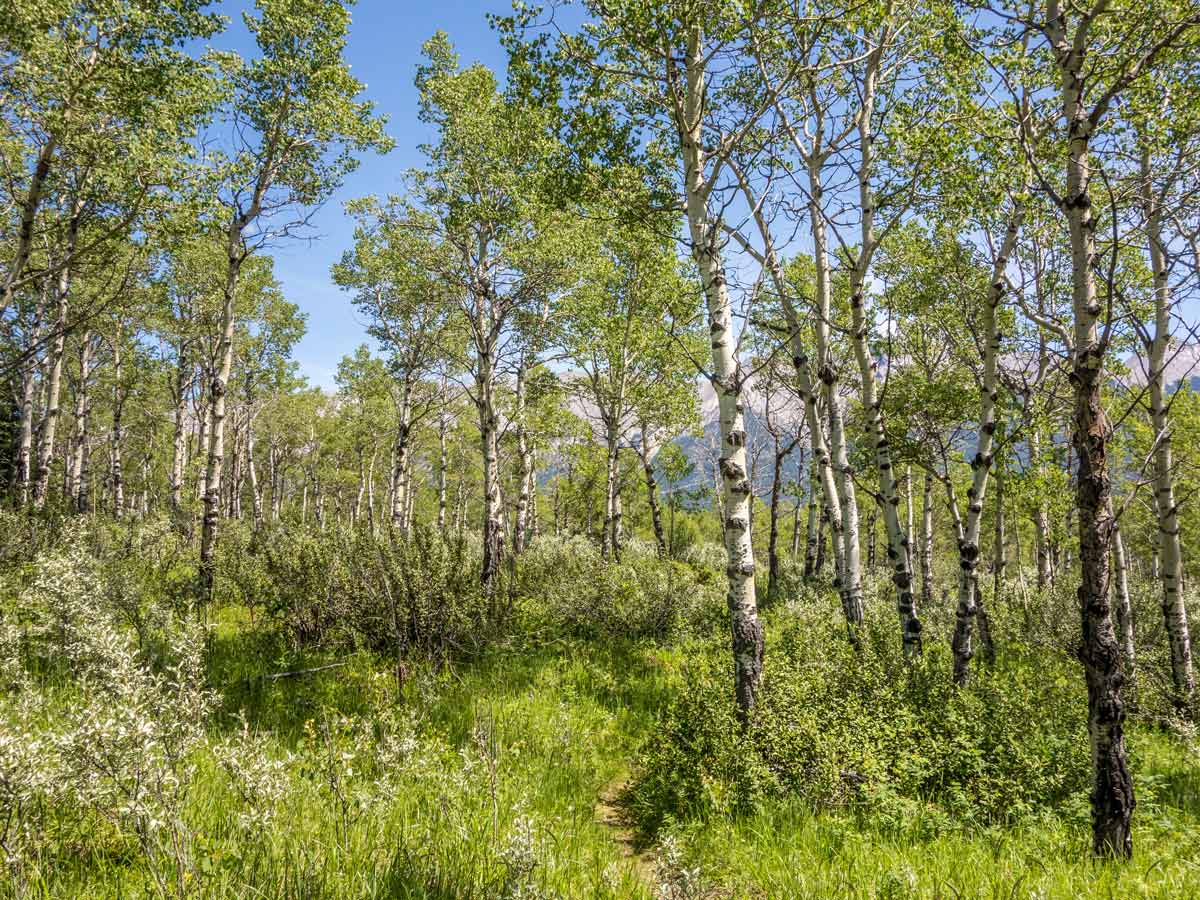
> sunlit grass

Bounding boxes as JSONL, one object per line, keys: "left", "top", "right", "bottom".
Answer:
{"left": 9, "top": 604, "right": 1200, "bottom": 899}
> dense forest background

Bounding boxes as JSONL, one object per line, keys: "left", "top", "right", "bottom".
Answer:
{"left": 2, "top": 0, "right": 1200, "bottom": 897}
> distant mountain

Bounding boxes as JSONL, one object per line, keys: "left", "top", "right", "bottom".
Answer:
{"left": 1121, "top": 343, "right": 1200, "bottom": 393}
{"left": 564, "top": 343, "right": 1200, "bottom": 502}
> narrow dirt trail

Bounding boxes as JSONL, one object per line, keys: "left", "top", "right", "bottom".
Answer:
{"left": 594, "top": 776, "right": 658, "bottom": 892}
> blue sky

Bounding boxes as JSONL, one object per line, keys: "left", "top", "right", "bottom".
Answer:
{"left": 214, "top": 1, "right": 1200, "bottom": 389}
{"left": 218, "top": 1, "right": 516, "bottom": 388}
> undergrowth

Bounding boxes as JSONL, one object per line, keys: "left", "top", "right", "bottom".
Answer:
{"left": 0, "top": 517, "right": 1196, "bottom": 899}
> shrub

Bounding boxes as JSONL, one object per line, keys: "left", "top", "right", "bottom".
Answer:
{"left": 627, "top": 597, "right": 1090, "bottom": 838}
{"left": 343, "top": 526, "right": 491, "bottom": 661}
{"left": 222, "top": 521, "right": 357, "bottom": 648}
{"left": 221, "top": 523, "right": 494, "bottom": 661}
{"left": 513, "top": 535, "right": 725, "bottom": 642}
{"left": 0, "top": 527, "right": 218, "bottom": 894}
{"left": 679, "top": 541, "right": 727, "bottom": 573}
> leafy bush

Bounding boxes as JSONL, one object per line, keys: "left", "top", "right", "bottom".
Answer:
{"left": 343, "top": 526, "right": 491, "bottom": 660}
{"left": 220, "top": 523, "right": 493, "bottom": 661}
{"left": 219, "top": 520, "right": 356, "bottom": 647}
{"left": 514, "top": 535, "right": 725, "bottom": 641}
{"left": 627, "top": 597, "right": 1090, "bottom": 837}
{"left": 678, "top": 541, "right": 727, "bottom": 573}
{"left": 0, "top": 527, "right": 218, "bottom": 894}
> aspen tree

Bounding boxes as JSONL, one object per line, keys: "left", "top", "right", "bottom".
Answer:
{"left": 1012, "top": 0, "right": 1198, "bottom": 856}
{"left": 197, "top": 0, "right": 388, "bottom": 601}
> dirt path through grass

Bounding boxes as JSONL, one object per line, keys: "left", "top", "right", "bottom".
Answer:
{"left": 595, "top": 775, "right": 658, "bottom": 890}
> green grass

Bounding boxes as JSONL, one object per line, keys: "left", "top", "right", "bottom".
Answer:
{"left": 15, "top": 609, "right": 681, "bottom": 899}
{"left": 663, "top": 729, "right": 1200, "bottom": 899}
{"left": 11, "top": 604, "right": 1200, "bottom": 899}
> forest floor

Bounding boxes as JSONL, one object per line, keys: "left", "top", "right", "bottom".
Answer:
{"left": 16, "top": 599, "right": 1200, "bottom": 899}
{"left": 198, "top": 610, "right": 1200, "bottom": 897}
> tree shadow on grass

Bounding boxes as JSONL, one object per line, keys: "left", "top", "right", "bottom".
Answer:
{"left": 204, "top": 618, "right": 679, "bottom": 750}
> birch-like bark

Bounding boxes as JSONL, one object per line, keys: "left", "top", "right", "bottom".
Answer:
{"left": 247, "top": 420, "right": 264, "bottom": 531}
{"left": 791, "top": 465, "right": 804, "bottom": 558}
{"left": 992, "top": 467, "right": 1007, "bottom": 601}
{"left": 0, "top": 136, "right": 57, "bottom": 319}
{"left": 866, "top": 508, "right": 877, "bottom": 570}
{"left": 403, "top": 460, "right": 415, "bottom": 532}
{"left": 13, "top": 284, "right": 47, "bottom": 502}
{"left": 767, "top": 437, "right": 787, "bottom": 602}
{"left": 847, "top": 59, "right": 920, "bottom": 654}
{"left": 437, "top": 410, "right": 449, "bottom": 532}
{"left": 678, "top": 27, "right": 762, "bottom": 713}
{"left": 270, "top": 444, "right": 283, "bottom": 521}
{"left": 803, "top": 461, "right": 820, "bottom": 579}
{"left": 602, "top": 421, "right": 621, "bottom": 562}
{"left": 353, "top": 447, "right": 366, "bottom": 525}
{"left": 169, "top": 350, "right": 192, "bottom": 517}
{"left": 951, "top": 203, "right": 1023, "bottom": 683}
{"left": 1140, "top": 147, "right": 1195, "bottom": 710}
{"left": 32, "top": 207, "right": 81, "bottom": 509}
{"left": 226, "top": 419, "right": 241, "bottom": 519}
{"left": 743, "top": 170, "right": 853, "bottom": 624}
{"left": 199, "top": 225, "right": 246, "bottom": 601}
{"left": 140, "top": 450, "right": 151, "bottom": 516}
{"left": 754, "top": 53, "right": 858, "bottom": 622}
{"left": 390, "top": 383, "right": 412, "bottom": 530}
{"left": 110, "top": 338, "right": 125, "bottom": 518}
{"left": 513, "top": 367, "right": 534, "bottom": 555}
{"left": 14, "top": 355, "right": 38, "bottom": 503}
{"left": 1051, "top": 6, "right": 1134, "bottom": 854}
{"left": 810, "top": 163, "right": 860, "bottom": 623}
{"left": 67, "top": 332, "right": 96, "bottom": 512}
{"left": 1112, "top": 522, "right": 1135, "bottom": 676}
{"left": 529, "top": 465, "right": 540, "bottom": 539}
{"left": 455, "top": 467, "right": 468, "bottom": 533}
{"left": 611, "top": 490, "right": 623, "bottom": 559}
{"left": 920, "top": 472, "right": 934, "bottom": 607}
{"left": 195, "top": 382, "right": 211, "bottom": 521}
{"left": 1030, "top": 431, "right": 1054, "bottom": 589}
{"left": 476, "top": 338, "right": 504, "bottom": 592}
{"left": 366, "top": 447, "right": 377, "bottom": 533}
{"left": 904, "top": 466, "right": 914, "bottom": 575}
{"left": 637, "top": 424, "right": 667, "bottom": 556}
{"left": 31, "top": 320, "right": 64, "bottom": 508}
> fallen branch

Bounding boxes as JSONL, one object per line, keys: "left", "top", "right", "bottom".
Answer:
{"left": 250, "top": 661, "right": 349, "bottom": 683}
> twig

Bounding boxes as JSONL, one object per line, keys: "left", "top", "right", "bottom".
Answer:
{"left": 250, "top": 661, "right": 349, "bottom": 682}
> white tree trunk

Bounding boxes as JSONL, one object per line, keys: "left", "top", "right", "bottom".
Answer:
{"left": 1112, "top": 522, "right": 1135, "bottom": 675}
{"left": 678, "top": 27, "right": 762, "bottom": 713}
{"left": 390, "top": 384, "right": 412, "bottom": 531}
{"left": 437, "top": 412, "right": 449, "bottom": 532}
{"left": 1052, "top": 12, "right": 1133, "bottom": 853}
{"left": 67, "top": 331, "right": 96, "bottom": 512}
{"left": 513, "top": 367, "right": 534, "bottom": 555}
{"left": 920, "top": 471, "right": 934, "bottom": 606}
{"left": 199, "top": 228, "right": 244, "bottom": 601}
{"left": 951, "top": 203, "right": 1023, "bottom": 682}
{"left": 847, "top": 61, "right": 920, "bottom": 655}
{"left": 1140, "top": 147, "right": 1195, "bottom": 710}
{"left": 110, "top": 339, "right": 125, "bottom": 518}
{"left": 32, "top": 210, "right": 80, "bottom": 509}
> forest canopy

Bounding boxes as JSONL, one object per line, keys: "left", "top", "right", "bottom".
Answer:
{"left": 1, "top": 0, "right": 1200, "bottom": 897}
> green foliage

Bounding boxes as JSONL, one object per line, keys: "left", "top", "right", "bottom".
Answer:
{"left": 218, "top": 522, "right": 491, "bottom": 658}
{"left": 628, "top": 593, "right": 1091, "bottom": 838}
{"left": 220, "top": 0, "right": 392, "bottom": 211}
{"left": 515, "top": 535, "right": 726, "bottom": 642}
{"left": 1, "top": 519, "right": 1198, "bottom": 898}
